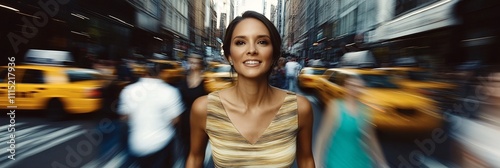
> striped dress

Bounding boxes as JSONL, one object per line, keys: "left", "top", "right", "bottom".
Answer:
{"left": 206, "top": 91, "right": 298, "bottom": 167}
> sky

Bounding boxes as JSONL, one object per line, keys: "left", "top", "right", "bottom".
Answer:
{"left": 215, "top": 0, "right": 276, "bottom": 28}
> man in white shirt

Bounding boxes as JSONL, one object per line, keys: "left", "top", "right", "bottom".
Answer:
{"left": 284, "top": 57, "right": 302, "bottom": 91}
{"left": 118, "top": 61, "right": 184, "bottom": 167}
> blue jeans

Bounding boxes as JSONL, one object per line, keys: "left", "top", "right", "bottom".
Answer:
{"left": 286, "top": 76, "right": 297, "bottom": 92}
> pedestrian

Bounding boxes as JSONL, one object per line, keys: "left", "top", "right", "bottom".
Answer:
{"left": 452, "top": 65, "right": 500, "bottom": 167}
{"left": 270, "top": 56, "right": 286, "bottom": 89}
{"left": 314, "top": 76, "right": 388, "bottom": 168}
{"left": 175, "top": 53, "right": 208, "bottom": 165}
{"left": 185, "top": 11, "right": 315, "bottom": 168}
{"left": 285, "top": 56, "right": 302, "bottom": 91}
{"left": 118, "top": 60, "right": 184, "bottom": 168}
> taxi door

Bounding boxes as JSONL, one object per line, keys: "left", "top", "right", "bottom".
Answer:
{"left": 15, "top": 69, "right": 48, "bottom": 110}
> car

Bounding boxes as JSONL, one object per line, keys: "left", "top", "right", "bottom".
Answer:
{"left": 315, "top": 68, "right": 442, "bottom": 132}
{"left": 147, "top": 59, "right": 185, "bottom": 85}
{"left": 0, "top": 65, "right": 106, "bottom": 120}
{"left": 126, "top": 59, "right": 185, "bottom": 85}
{"left": 203, "top": 64, "right": 237, "bottom": 92}
{"left": 374, "top": 67, "right": 457, "bottom": 111}
{"left": 298, "top": 67, "right": 327, "bottom": 90}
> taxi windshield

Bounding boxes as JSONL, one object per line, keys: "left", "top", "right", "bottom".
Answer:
{"left": 359, "top": 74, "right": 398, "bottom": 88}
{"left": 303, "top": 69, "right": 326, "bottom": 75}
{"left": 66, "top": 70, "right": 102, "bottom": 82}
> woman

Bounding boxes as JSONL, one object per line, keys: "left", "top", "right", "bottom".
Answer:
{"left": 176, "top": 53, "right": 208, "bottom": 163}
{"left": 314, "top": 76, "right": 388, "bottom": 168}
{"left": 186, "top": 11, "right": 315, "bottom": 168}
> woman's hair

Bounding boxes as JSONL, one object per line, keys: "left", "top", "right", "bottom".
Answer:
{"left": 223, "top": 11, "right": 282, "bottom": 72}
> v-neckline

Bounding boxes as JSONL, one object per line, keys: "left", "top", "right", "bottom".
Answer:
{"left": 216, "top": 91, "right": 288, "bottom": 145}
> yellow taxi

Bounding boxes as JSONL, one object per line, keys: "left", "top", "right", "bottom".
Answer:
{"left": 315, "top": 68, "right": 442, "bottom": 132}
{"left": 127, "top": 59, "right": 185, "bottom": 85}
{"left": 374, "top": 67, "right": 455, "bottom": 90}
{"left": 148, "top": 59, "right": 185, "bottom": 85}
{"left": 0, "top": 64, "right": 106, "bottom": 120}
{"left": 298, "top": 67, "right": 327, "bottom": 90}
{"left": 375, "top": 67, "right": 456, "bottom": 110}
{"left": 203, "top": 64, "right": 237, "bottom": 92}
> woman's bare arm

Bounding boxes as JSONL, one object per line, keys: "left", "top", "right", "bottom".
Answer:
{"left": 364, "top": 124, "right": 389, "bottom": 168}
{"left": 313, "top": 99, "right": 338, "bottom": 168}
{"left": 185, "top": 96, "right": 209, "bottom": 168}
{"left": 296, "top": 95, "right": 315, "bottom": 168}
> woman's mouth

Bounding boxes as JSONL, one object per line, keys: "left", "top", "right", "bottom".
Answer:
{"left": 243, "top": 60, "right": 261, "bottom": 66}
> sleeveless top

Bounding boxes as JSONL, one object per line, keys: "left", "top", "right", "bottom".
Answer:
{"left": 206, "top": 91, "right": 298, "bottom": 167}
{"left": 324, "top": 100, "right": 373, "bottom": 168}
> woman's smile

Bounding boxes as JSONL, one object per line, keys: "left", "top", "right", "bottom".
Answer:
{"left": 243, "top": 60, "right": 262, "bottom": 67}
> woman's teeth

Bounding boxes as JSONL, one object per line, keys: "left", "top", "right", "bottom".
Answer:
{"left": 244, "top": 61, "right": 260, "bottom": 65}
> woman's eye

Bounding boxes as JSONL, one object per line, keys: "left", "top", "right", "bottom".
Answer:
{"left": 257, "top": 40, "right": 269, "bottom": 45}
{"left": 235, "top": 41, "right": 245, "bottom": 46}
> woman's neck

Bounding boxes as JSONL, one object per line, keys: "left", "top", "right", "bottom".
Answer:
{"left": 232, "top": 77, "right": 273, "bottom": 107}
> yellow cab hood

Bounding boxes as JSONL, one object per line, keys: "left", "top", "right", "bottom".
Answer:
{"left": 360, "top": 88, "right": 432, "bottom": 108}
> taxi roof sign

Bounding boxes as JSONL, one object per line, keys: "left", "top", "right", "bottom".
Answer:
{"left": 339, "top": 50, "right": 378, "bottom": 68}
{"left": 24, "top": 49, "right": 74, "bottom": 66}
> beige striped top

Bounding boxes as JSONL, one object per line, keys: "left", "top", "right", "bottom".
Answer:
{"left": 206, "top": 91, "right": 298, "bottom": 168}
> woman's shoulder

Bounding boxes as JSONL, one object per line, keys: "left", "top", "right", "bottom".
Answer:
{"left": 192, "top": 95, "right": 209, "bottom": 115}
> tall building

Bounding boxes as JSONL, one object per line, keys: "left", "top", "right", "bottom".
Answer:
{"left": 188, "top": 0, "right": 208, "bottom": 54}
{"left": 163, "top": 0, "right": 190, "bottom": 60}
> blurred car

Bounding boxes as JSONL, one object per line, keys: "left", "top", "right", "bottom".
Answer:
{"left": 203, "top": 64, "right": 237, "bottom": 92}
{"left": 298, "top": 67, "right": 327, "bottom": 90}
{"left": 375, "top": 67, "right": 456, "bottom": 111}
{"left": 148, "top": 59, "right": 185, "bottom": 85}
{"left": 0, "top": 65, "right": 106, "bottom": 120}
{"left": 127, "top": 59, "right": 185, "bottom": 85}
{"left": 315, "top": 68, "right": 442, "bottom": 132}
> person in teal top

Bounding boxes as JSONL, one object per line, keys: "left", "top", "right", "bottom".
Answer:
{"left": 314, "top": 76, "right": 388, "bottom": 168}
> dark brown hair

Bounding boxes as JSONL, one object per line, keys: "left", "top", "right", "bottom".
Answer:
{"left": 223, "top": 11, "right": 282, "bottom": 75}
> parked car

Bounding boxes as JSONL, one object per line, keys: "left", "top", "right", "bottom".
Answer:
{"left": 0, "top": 65, "right": 106, "bottom": 120}
{"left": 203, "top": 64, "right": 237, "bottom": 92}
{"left": 315, "top": 68, "right": 442, "bottom": 132}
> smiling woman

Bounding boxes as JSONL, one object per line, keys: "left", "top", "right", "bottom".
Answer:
{"left": 186, "top": 11, "right": 315, "bottom": 168}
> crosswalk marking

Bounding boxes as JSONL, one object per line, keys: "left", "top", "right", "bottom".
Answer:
{"left": 0, "top": 124, "right": 84, "bottom": 167}
{"left": 102, "top": 150, "right": 128, "bottom": 168}
{"left": 0, "top": 125, "right": 46, "bottom": 142}
{"left": 0, "top": 122, "right": 25, "bottom": 131}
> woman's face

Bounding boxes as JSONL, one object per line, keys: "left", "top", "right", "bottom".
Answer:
{"left": 228, "top": 18, "right": 274, "bottom": 79}
{"left": 188, "top": 57, "right": 203, "bottom": 71}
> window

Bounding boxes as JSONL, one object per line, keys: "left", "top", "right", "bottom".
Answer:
{"left": 21, "top": 69, "right": 45, "bottom": 84}
{"left": 359, "top": 74, "right": 399, "bottom": 88}
{"left": 66, "top": 70, "right": 100, "bottom": 82}
{"left": 328, "top": 72, "right": 338, "bottom": 83}
{"left": 304, "top": 69, "right": 326, "bottom": 75}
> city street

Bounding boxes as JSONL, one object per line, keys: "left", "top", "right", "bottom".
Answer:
{"left": 1, "top": 88, "right": 455, "bottom": 168}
